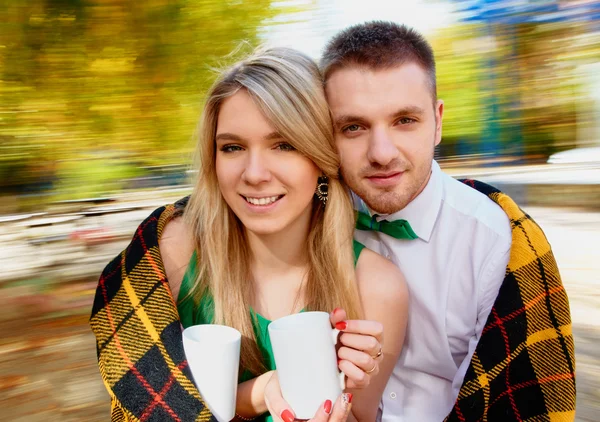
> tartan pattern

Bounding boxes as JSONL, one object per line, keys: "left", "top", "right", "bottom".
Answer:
{"left": 90, "top": 181, "right": 576, "bottom": 421}
{"left": 90, "top": 203, "right": 216, "bottom": 422}
{"left": 445, "top": 180, "right": 576, "bottom": 422}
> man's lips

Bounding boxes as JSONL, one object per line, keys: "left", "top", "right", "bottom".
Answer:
{"left": 365, "top": 171, "right": 404, "bottom": 186}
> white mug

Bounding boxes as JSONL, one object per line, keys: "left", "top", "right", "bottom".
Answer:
{"left": 182, "top": 324, "right": 241, "bottom": 422}
{"left": 268, "top": 311, "right": 345, "bottom": 419}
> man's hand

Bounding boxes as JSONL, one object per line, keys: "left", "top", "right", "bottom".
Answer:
{"left": 264, "top": 372, "right": 352, "bottom": 422}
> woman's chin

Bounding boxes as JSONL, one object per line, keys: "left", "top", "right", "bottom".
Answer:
{"left": 242, "top": 223, "right": 284, "bottom": 237}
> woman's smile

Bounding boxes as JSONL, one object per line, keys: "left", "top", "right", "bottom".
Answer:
{"left": 215, "top": 90, "right": 320, "bottom": 236}
{"left": 242, "top": 194, "right": 285, "bottom": 206}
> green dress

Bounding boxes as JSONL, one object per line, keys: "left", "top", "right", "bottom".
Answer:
{"left": 177, "top": 240, "right": 366, "bottom": 422}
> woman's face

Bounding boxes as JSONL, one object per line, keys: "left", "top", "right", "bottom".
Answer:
{"left": 215, "top": 89, "right": 320, "bottom": 237}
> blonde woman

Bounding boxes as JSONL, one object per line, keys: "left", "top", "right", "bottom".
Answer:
{"left": 92, "top": 47, "right": 408, "bottom": 422}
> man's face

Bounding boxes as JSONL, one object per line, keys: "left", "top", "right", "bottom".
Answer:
{"left": 326, "top": 63, "right": 443, "bottom": 215}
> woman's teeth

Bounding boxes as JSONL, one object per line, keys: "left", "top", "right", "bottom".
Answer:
{"left": 245, "top": 195, "right": 280, "bottom": 206}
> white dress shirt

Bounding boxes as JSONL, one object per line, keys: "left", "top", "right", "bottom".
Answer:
{"left": 354, "top": 161, "right": 512, "bottom": 421}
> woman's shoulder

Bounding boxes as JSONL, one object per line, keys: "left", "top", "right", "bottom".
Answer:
{"left": 355, "top": 247, "right": 408, "bottom": 306}
{"left": 159, "top": 215, "right": 195, "bottom": 300}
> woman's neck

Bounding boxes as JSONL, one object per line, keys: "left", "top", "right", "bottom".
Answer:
{"left": 245, "top": 211, "right": 312, "bottom": 319}
{"left": 246, "top": 222, "right": 310, "bottom": 278}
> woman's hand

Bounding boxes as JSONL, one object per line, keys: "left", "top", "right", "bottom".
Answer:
{"left": 264, "top": 372, "right": 353, "bottom": 422}
{"left": 330, "top": 308, "right": 384, "bottom": 389}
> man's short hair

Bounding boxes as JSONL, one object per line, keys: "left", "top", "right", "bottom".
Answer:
{"left": 321, "top": 21, "right": 437, "bottom": 100}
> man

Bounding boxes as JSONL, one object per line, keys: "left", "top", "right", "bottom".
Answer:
{"left": 322, "top": 21, "right": 575, "bottom": 421}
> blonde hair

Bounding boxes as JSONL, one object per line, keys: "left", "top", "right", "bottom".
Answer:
{"left": 184, "top": 47, "right": 362, "bottom": 375}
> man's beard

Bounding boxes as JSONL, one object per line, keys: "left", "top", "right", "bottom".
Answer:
{"left": 355, "top": 185, "right": 414, "bottom": 215}
{"left": 342, "top": 159, "right": 431, "bottom": 215}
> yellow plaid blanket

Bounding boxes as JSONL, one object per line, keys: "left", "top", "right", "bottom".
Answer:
{"left": 90, "top": 183, "right": 575, "bottom": 421}
{"left": 445, "top": 180, "right": 575, "bottom": 421}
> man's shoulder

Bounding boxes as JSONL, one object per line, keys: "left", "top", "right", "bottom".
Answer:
{"left": 440, "top": 172, "right": 511, "bottom": 240}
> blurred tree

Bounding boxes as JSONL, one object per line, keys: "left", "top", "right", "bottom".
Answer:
{"left": 0, "top": 0, "right": 296, "bottom": 200}
{"left": 429, "top": 20, "right": 598, "bottom": 162}
{"left": 431, "top": 24, "right": 487, "bottom": 157}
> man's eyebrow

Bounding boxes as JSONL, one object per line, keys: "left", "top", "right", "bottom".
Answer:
{"left": 334, "top": 115, "right": 367, "bottom": 128}
{"left": 334, "top": 106, "right": 426, "bottom": 128}
{"left": 390, "top": 106, "right": 426, "bottom": 118}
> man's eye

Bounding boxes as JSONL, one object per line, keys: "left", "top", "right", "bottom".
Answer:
{"left": 344, "top": 124, "right": 362, "bottom": 132}
{"left": 398, "top": 117, "right": 416, "bottom": 125}
{"left": 276, "top": 142, "right": 296, "bottom": 152}
{"left": 220, "top": 144, "right": 242, "bottom": 153}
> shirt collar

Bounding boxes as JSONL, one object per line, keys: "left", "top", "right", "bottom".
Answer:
{"left": 355, "top": 160, "right": 443, "bottom": 243}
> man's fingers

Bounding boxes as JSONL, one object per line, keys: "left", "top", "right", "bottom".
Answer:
{"left": 327, "top": 393, "right": 353, "bottom": 422}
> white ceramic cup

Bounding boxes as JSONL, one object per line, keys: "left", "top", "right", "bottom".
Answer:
{"left": 182, "top": 324, "right": 241, "bottom": 422}
{"left": 268, "top": 311, "right": 344, "bottom": 419}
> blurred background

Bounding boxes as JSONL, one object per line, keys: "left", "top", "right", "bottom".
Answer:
{"left": 0, "top": 0, "right": 598, "bottom": 420}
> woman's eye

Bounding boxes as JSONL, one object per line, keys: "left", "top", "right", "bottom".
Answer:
{"left": 220, "top": 144, "right": 242, "bottom": 153}
{"left": 276, "top": 142, "right": 296, "bottom": 152}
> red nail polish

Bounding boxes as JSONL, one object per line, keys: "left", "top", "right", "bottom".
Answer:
{"left": 332, "top": 307, "right": 342, "bottom": 315}
{"left": 281, "top": 409, "right": 295, "bottom": 422}
{"left": 324, "top": 399, "right": 332, "bottom": 414}
{"left": 335, "top": 321, "right": 347, "bottom": 330}
{"left": 347, "top": 393, "right": 353, "bottom": 403}
{"left": 337, "top": 358, "right": 342, "bottom": 366}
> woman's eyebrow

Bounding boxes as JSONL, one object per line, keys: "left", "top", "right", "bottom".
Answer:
{"left": 264, "top": 131, "right": 283, "bottom": 141}
{"left": 215, "top": 132, "right": 243, "bottom": 142}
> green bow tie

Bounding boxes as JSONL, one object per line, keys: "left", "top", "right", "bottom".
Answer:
{"left": 355, "top": 211, "right": 418, "bottom": 240}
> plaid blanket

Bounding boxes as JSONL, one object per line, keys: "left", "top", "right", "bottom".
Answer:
{"left": 90, "top": 182, "right": 575, "bottom": 421}
{"left": 90, "top": 198, "right": 215, "bottom": 422}
{"left": 445, "top": 180, "right": 576, "bottom": 421}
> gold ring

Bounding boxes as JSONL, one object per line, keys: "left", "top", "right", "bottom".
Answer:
{"left": 373, "top": 347, "right": 383, "bottom": 359}
{"left": 366, "top": 362, "right": 377, "bottom": 374}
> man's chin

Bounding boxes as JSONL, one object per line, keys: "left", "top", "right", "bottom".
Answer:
{"left": 362, "top": 191, "right": 409, "bottom": 215}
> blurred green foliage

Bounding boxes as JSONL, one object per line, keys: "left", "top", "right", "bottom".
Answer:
{"left": 1, "top": 1, "right": 600, "bottom": 206}
{"left": 433, "top": 22, "right": 599, "bottom": 159}
{"left": 0, "top": 0, "right": 292, "bottom": 200}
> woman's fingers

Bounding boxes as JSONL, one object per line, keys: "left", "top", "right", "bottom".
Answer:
{"left": 329, "top": 393, "right": 353, "bottom": 421}
{"left": 308, "top": 393, "right": 353, "bottom": 422}
{"left": 263, "top": 372, "right": 296, "bottom": 422}
{"left": 329, "top": 308, "right": 348, "bottom": 328}
{"left": 307, "top": 399, "right": 334, "bottom": 422}
{"left": 335, "top": 319, "right": 383, "bottom": 342}
{"left": 338, "top": 357, "right": 376, "bottom": 388}
{"left": 337, "top": 346, "right": 378, "bottom": 374}
{"left": 337, "top": 332, "right": 383, "bottom": 359}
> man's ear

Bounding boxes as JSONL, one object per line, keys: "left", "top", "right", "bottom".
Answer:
{"left": 434, "top": 100, "right": 444, "bottom": 147}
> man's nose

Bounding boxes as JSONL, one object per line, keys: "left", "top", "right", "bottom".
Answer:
{"left": 241, "top": 151, "right": 272, "bottom": 185}
{"left": 367, "top": 127, "right": 400, "bottom": 166}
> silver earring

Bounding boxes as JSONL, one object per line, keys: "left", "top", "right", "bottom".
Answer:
{"left": 315, "top": 176, "right": 328, "bottom": 204}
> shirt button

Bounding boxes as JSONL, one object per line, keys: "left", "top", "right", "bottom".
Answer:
{"left": 390, "top": 392, "right": 397, "bottom": 399}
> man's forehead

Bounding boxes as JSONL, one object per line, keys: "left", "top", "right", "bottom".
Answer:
{"left": 325, "top": 63, "right": 431, "bottom": 114}
{"left": 326, "top": 62, "right": 429, "bottom": 87}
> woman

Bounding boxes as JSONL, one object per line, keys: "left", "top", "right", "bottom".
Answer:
{"left": 91, "top": 47, "right": 408, "bottom": 422}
